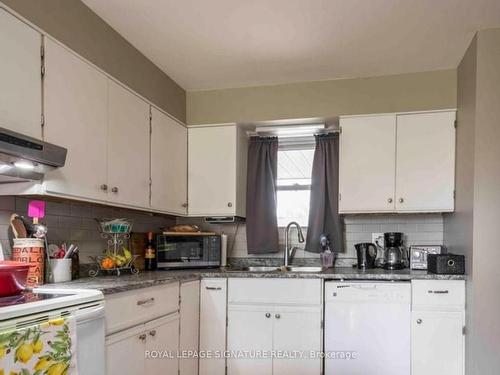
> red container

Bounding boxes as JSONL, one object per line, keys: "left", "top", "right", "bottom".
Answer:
{"left": 0, "top": 261, "right": 30, "bottom": 297}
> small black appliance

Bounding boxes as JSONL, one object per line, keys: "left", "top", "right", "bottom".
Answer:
{"left": 354, "top": 243, "right": 378, "bottom": 269}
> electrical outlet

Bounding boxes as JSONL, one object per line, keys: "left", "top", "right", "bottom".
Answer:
{"left": 372, "top": 233, "right": 385, "bottom": 248}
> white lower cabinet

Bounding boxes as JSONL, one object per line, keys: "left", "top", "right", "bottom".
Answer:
{"left": 199, "top": 278, "right": 227, "bottom": 375}
{"left": 180, "top": 280, "right": 200, "bottom": 375}
{"left": 227, "top": 306, "right": 274, "bottom": 375}
{"left": 106, "top": 313, "right": 180, "bottom": 375}
{"left": 272, "top": 307, "right": 322, "bottom": 375}
{"left": 411, "top": 280, "right": 465, "bottom": 375}
{"left": 227, "top": 279, "right": 322, "bottom": 375}
{"left": 144, "top": 314, "right": 180, "bottom": 375}
{"left": 106, "top": 323, "right": 145, "bottom": 375}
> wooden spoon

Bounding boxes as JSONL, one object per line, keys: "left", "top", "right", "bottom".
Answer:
{"left": 10, "top": 214, "right": 28, "bottom": 238}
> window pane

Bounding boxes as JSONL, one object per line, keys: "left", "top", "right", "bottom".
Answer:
{"left": 277, "top": 190, "right": 311, "bottom": 227}
{"left": 276, "top": 148, "right": 314, "bottom": 227}
{"left": 277, "top": 149, "right": 314, "bottom": 183}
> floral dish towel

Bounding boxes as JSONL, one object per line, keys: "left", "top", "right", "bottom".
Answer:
{"left": 0, "top": 315, "right": 78, "bottom": 375}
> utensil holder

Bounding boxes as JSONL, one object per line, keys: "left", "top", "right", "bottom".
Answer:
{"left": 49, "top": 258, "right": 72, "bottom": 283}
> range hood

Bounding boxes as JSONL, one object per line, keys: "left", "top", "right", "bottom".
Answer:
{"left": 0, "top": 127, "right": 67, "bottom": 182}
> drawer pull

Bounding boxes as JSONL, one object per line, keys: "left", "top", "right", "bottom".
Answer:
{"left": 139, "top": 333, "right": 147, "bottom": 341}
{"left": 205, "top": 286, "right": 222, "bottom": 291}
{"left": 275, "top": 314, "right": 281, "bottom": 319}
{"left": 428, "top": 290, "right": 449, "bottom": 294}
{"left": 149, "top": 330, "right": 156, "bottom": 337}
{"left": 137, "top": 297, "right": 155, "bottom": 306}
{"left": 416, "top": 319, "right": 423, "bottom": 325}
{"left": 265, "top": 313, "right": 271, "bottom": 318}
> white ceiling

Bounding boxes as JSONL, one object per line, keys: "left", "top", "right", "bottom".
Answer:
{"left": 82, "top": 0, "right": 500, "bottom": 90}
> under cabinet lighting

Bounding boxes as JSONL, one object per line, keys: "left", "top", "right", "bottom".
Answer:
{"left": 14, "top": 160, "right": 34, "bottom": 170}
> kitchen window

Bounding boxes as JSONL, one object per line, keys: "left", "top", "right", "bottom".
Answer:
{"left": 276, "top": 145, "right": 314, "bottom": 227}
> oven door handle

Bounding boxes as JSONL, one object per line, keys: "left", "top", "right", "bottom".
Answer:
{"left": 75, "top": 305, "right": 105, "bottom": 323}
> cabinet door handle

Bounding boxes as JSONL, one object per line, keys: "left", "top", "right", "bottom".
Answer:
{"left": 416, "top": 319, "right": 423, "bottom": 325}
{"left": 111, "top": 186, "right": 119, "bottom": 193}
{"left": 137, "top": 297, "right": 155, "bottom": 306}
{"left": 275, "top": 314, "right": 281, "bottom": 319}
{"left": 265, "top": 313, "right": 271, "bottom": 318}
{"left": 227, "top": 202, "right": 233, "bottom": 207}
{"left": 399, "top": 198, "right": 404, "bottom": 203}
{"left": 205, "top": 286, "right": 222, "bottom": 291}
{"left": 428, "top": 290, "right": 449, "bottom": 294}
{"left": 139, "top": 333, "right": 147, "bottom": 341}
{"left": 149, "top": 330, "right": 156, "bottom": 337}
{"left": 388, "top": 198, "right": 393, "bottom": 203}
{"left": 100, "top": 184, "right": 108, "bottom": 191}
{"left": 181, "top": 202, "right": 188, "bottom": 208}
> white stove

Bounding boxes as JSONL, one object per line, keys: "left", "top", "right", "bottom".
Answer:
{"left": 0, "top": 288, "right": 105, "bottom": 375}
{"left": 0, "top": 288, "right": 103, "bottom": 320}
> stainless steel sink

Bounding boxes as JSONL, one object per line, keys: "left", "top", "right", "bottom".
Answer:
{"left": 244, "top": 266, "right": 280, "bottom": 272}
{"left": 227, "top": 266, "right": 280, "bottom": 272}
{"left": 286, "top": 266, "right": 325, "bottom": 273}
{"left": 227, "top": 265, "right": 324, "bottom": 273}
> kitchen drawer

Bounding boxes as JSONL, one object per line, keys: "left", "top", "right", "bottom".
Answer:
{"left": 228, "top": 278, "right": 322, "bottom": 306}
{"left": 105, "top": 282, "right": 180, "bottom": 334}
{"left": 412, "top": 280, "right": 465, "bottom": 311}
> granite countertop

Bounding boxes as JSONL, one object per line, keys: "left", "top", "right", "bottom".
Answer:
{"left": 38, "top": 267, "right": 467, "bottom": 295}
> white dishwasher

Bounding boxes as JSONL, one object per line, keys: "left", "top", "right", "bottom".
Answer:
{"left": 324, "top": 281, "right": 411, "bottom": 375}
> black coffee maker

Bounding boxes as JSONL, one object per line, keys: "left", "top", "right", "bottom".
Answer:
{"left": 383, "top": 232, "right": 406, "bottom": 270}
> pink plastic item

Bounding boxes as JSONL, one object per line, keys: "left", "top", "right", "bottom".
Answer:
{"left": 28, "top": 200, "right": 45, "bottom": 224}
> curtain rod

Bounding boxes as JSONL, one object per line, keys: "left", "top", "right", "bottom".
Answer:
{"left": 246, "top": 128, "right": 340, "bottom": 138}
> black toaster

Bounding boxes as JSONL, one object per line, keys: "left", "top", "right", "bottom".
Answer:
{"left": 427, "top": 253, "right": 465, "bottom": 275}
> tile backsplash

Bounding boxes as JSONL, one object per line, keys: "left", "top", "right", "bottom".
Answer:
{"left": 0, "top": 194, "right": 444, "bottom": 269}
{"left": 0, "top": 196, "right": 175, "bottom": 264}
{"left": 178, "top": 213, "right": 444, "bottom": 266}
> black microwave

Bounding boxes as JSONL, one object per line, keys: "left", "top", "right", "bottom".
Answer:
{"left": 156, "top": 233, "right": 221, "bottom": 269}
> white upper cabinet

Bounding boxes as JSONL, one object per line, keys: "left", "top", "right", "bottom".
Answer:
{"left": 0, "top": 9, "right": 42, "bottom": 139}
{"left": 339, "top": 115, "right": 397, "bottom": 213}
{"left": 150, "top": 107, "right": 188, "bottom": 214}
{"left": 107, "top": 80, "right": 150, "bottom": 208}
{"left": 395, "top": 111, "right": 456, "bottom": 212}
{"left": 188, "top": 124, "right": 247, "bottom": 217}
{"left": 339, "top": 110, "right": 456, "bottom": 213}
{"left": 43, "top": 39, "right": 108, "bottom": 201}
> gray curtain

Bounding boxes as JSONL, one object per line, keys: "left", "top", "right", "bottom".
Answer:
{"left": 305, "top": 133, "right": 343, "bottom": 253}
{"left": 246, "top": 137, "right": 279, "bottom": 254}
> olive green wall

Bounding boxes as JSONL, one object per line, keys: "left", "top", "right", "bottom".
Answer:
{"left": 187, "top": 69, "right": 457, "bottom": 125}
{"left": 1, "top": 0, "right": 186, "bottom": 122}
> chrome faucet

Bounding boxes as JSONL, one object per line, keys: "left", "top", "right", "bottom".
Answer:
{"left": 284, "top": 221, "right": 305, "bottom": 268}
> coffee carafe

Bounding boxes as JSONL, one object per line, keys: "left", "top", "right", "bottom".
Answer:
{"left": 383, "top": 232, "right": 406, "bottom": 270}
{"left": 354, "top": 243, "right": 378, "bottom": 269}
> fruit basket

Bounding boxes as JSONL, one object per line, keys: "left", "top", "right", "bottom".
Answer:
{"left": 88, "top": 251, "right": 139, "bottom": 277}
{"left": 89, "top": 218, "right": 139, "bottom": 277}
